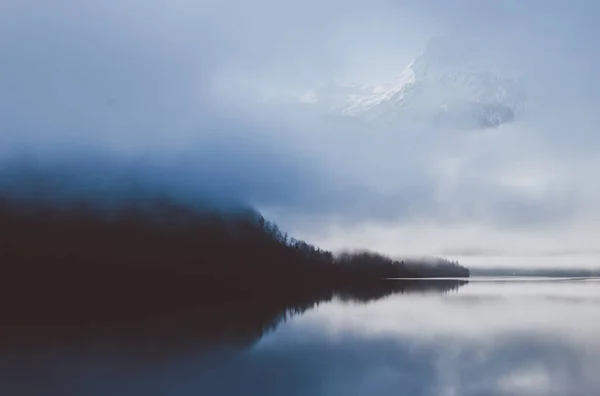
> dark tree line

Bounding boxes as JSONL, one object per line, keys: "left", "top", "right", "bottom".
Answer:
{"left": 0, "top": 196, "right": 469, "bottom": 339}
{"left": 403, "top": 257, "right": 470, "bottom": 278}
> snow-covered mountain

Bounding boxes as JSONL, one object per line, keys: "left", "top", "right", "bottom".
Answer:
{"left": 299, "top": 37, "right": 527, "bottom": 130}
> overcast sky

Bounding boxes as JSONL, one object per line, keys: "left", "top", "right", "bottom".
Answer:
{"left": 2, "top": 0, "right": 600, "bottom": 267}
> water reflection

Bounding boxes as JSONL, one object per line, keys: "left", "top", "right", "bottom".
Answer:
{"left": 1, "top": 279, "right": 599, "bottom": 396}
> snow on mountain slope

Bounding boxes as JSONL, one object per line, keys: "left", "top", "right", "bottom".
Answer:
{"left": 301, "top": 37, "right": 527, "bottom": 130}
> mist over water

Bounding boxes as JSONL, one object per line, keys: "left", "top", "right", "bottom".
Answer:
{"left": 1, "top": 280, "right": 598, "bottom": 396}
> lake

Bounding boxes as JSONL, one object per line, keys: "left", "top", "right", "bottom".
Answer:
{"left": 1, "top": 277, "right": 599, "bottom": 396}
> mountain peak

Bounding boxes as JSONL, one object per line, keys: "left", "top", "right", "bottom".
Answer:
{"left": 300, "top": 36, "right": 527, "bottom": 130}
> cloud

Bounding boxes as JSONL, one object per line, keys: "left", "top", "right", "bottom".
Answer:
{"left": 2, "top": 0, "right": 600, "bottom": 263}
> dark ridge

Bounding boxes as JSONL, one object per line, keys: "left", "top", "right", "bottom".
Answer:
{"left": 404, "top": 257, "right": 470, "bottom": 278}
{"left": 0, "top": 196, "right": 469, "bottom": 348}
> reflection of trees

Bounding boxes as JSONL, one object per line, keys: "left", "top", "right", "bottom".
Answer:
{"left": 336, "top": 279, "right": 467, "bottom": 303}
{"left": 0, "top": 197, "right": 468, "bottom": 350}
{"left": 0, "top": 276, "right": 467, "bottom": 353}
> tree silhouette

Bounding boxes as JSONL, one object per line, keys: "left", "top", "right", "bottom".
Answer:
{"left": 0, "top": 195, "right": 470, "bottom": 336}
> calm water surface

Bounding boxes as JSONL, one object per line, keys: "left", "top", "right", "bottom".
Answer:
{"left": 2, "top": 278, "right": 599, "bottom": 396}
